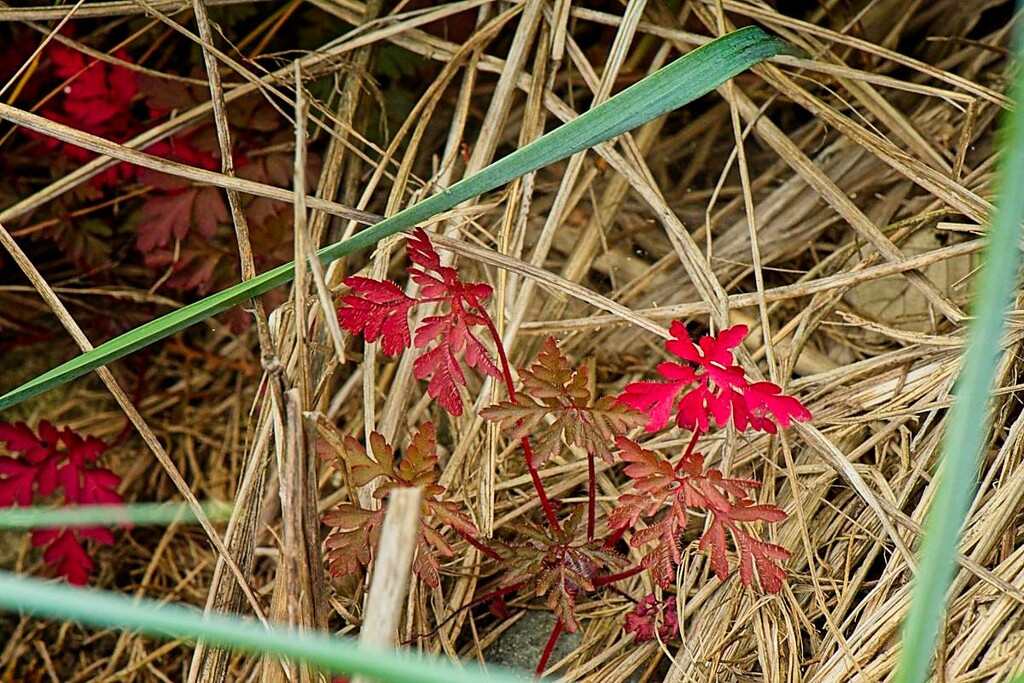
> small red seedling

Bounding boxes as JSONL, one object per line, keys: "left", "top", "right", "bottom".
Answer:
{"left": 333, "top": 229, "right": 811, "bottom": 676}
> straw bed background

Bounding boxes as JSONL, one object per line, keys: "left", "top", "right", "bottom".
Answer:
{"left": 0, "top": 0, "right": 1020, "bottom": 681}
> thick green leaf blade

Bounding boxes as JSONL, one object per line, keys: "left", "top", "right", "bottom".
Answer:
{"left": 893, "top": 20, "right": 1024, "bottom": 683}
{"left": 0, "top": 501, "right": 231, "bottom": 529}
{"left": 0, "top": 26, "right": 796, "bottom": 411}
{"left": 0, "top": 570, "right": 523, "bottom": 683}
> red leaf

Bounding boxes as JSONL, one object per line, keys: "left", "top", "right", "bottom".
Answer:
{"left": 323, "top": 425, "right": 482, "bottom": 587}
{"left": 0, "top": 458, "right": 38, "bottom": 506}
{"left": 338, "top": 277, "right": 416, "bottom": 356}
{"left": 0, "top": 421, "right": 123, "bottom": 585}
{"left": 334, "top": 228, "right": 501, "bottom": 416}
{"left": 482, "top": 339, "right": 645, "bottom": 465}
{"left": 413, "top": 343, "right": 467, "bottom": 416}
{"left": 613, "top": 436, "right": 790, "bottom": 591}
{"left": 31, "top": 528, "right": 112, "bottom": 585}
{"left": 619, "top": 321, "right": 811, "bottom": 435}
{"left": 618, "top": 362, "right": 695, "bottom": 432}
{"left": 624, "top": 594, "right": 678, "bottom": 642}
{"left": 736, "top": 381, "right": 813, "bottom": 434}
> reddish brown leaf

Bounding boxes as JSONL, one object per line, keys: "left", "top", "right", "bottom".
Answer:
{"left": 481, "top": 339, "right": 644, "bottom": 465}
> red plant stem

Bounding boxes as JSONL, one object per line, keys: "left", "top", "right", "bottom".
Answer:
{"left": 476, "top": 304, "right": 561, "bottom": 531}
{"left": 458, "top": 527, "right": 504, "bottom": 562}
{"left": 592, "top": 563, "right": 645, "bottom": 587}
{"left": 403, "top": 581, "right": 525, "bottom": 643}
{"left": 535, "top": 617, "right": 564, "bottom": 677}
{"left": 586, "top": 453, "right": 596, "bottom": 542}
{"left": 674, "top": 429, "right": 703, "bottom": 471}
{"left": 602, "top": 525, "right": 628, "bottom": 551}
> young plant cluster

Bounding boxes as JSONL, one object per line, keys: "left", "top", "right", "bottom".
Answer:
{"left": 1, "top": 37, "right": 314, "bottom": 332}
{"left": 0, "top": 421, "right": 122, "bottom": 585}
{"left": 328, "top": 228, "right": 811, "bottom": 673}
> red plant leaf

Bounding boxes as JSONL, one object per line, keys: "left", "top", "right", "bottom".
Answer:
{"left": 624, "top": 594, "right": 679, "bottom": 642}
{"left": 612, "top": 437, "right": 789, "bottom": 592}
{"left": 323, "top": 424, "right": 481, "bottom": 587}
{"left": 413, "top": 343, "right": 468, "bottom": 416}
{"left": 0, "top": 421, "right": 123, "bottom": 585}
{"left": 481, "top": 339, "right": 645, "bottom": 465}
{"left": 618, "top": 362, "right": 696, "bottom": 433}
{"left": 32, "top": 529, "right": 95, "bottom": 586}
{"left": 619, "top": 322, "right": 811, "bottom": 435}
{"left": 338, "top": 277, "right": 416, "bottom": 356}
{"left": 499, "top": 506, "right": 625, "bottom": 633}
{"left": 0, "top": 458, "right": 38, "bottom": 506}
{"left": 335, "top": 228, "right": 501, "bottom": 416}
{"left": 323, "top": 504, "right": 384, "bottom": 579}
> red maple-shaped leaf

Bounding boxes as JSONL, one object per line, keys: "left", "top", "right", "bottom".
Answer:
{"left": 611, "top": 437, "right": 789, "bottom": 593}
{"left": 733, "top": 381, "right": 812, "bottom": 434}
{"left": 481, "top": 338, "right": 646, "bottom": 466}
{"left": 322, "top": 423, "right": 480, "bottom": 588}
{"left": 336, "top": 228, "right": 502, "bottom": 416}
{"left": 322, "top": 504, "right": 385, "bottom": 579}
{"left": 48, "top": 46, "right": 137, "bottom": 132}
{"left": 619, "top": 322, "right": 811, "bottom": 435}
{"left": 0, "top": 421, "right": 122, "bottom": 585}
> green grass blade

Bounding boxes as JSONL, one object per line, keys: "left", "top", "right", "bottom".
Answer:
{"left": 0, "top": 570, "right": 524, "bottom": 682}
{"left": 0, "top": 501, "right": 231, "bottom": 529}
{"left": 0, "top": 26, "right": 796, "bottom": 412}
{"left": 893, "top": 21, "right": 1024, "bottom": 683}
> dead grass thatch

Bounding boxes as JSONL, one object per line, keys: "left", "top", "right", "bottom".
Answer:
{"left": 1, "top": 1, "right": 1022, "bottom": 681}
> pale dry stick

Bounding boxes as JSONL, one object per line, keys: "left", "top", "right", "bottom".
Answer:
{"left": 292, "top": 68, "right": 348, "bottom": 372}
{"left": 185, "top": 1, "right": 292, "bottom": 676}
{"left": 0, "top": 220, "right": 268, "bottom": 621}
{"left": 715, "top": 0, "right": 779, "bottom": 385}
{"left": 462, "top": 0, "right": 544, "bottom": 177}
{"left": 190, "top": 0, "right": 274, "bottom": 346}
{"left": 264, "top": 390, "right": 323, "bottom": 683}
{"left": 352, "top": 487, "right": 424, "bottom": 683}
{"left": 292, "top": 77, "right": 331, "bottom": 632}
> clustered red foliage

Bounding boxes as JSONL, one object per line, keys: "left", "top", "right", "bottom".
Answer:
{"left": 612, "top": 322, "right": 809, "bottom": 592}
{"left": 322, "top": 423, "right": 480, "bottom": 588}
{"left": 8, "top": 38, "right": 314, "bottom": 320}
{"left": 333, "top": 228, "right": 812, "bottom": 674}
{"left": 624, "top": 594, "right": 678, "bottom": 643}
{"left": 0, "top": 421, "right": 122, "bottom": 585}
{"left": 338, "top": 228, "right": 501, "bottom": 415}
